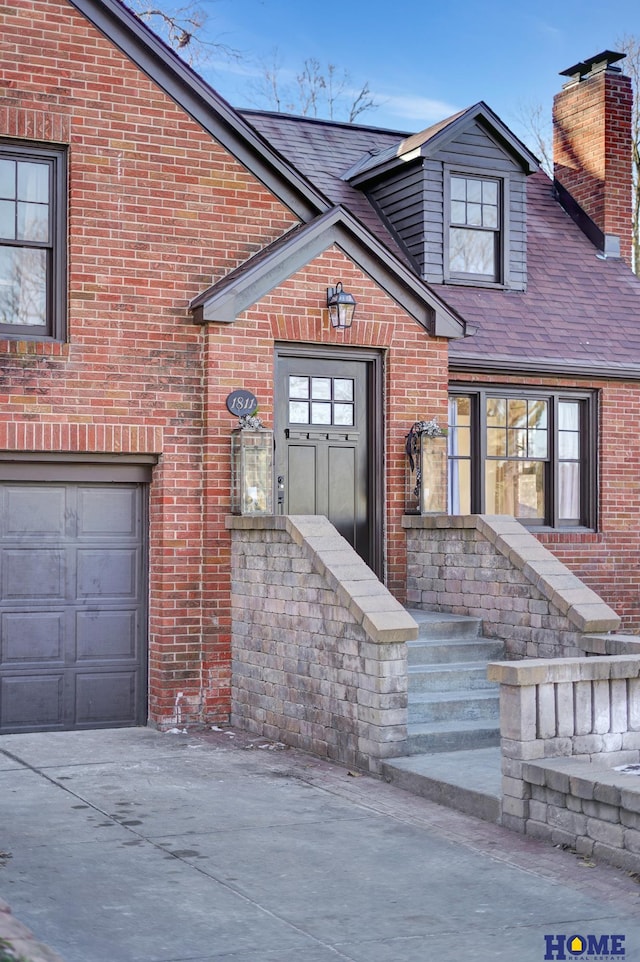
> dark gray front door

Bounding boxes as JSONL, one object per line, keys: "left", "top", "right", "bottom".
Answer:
{"left": 275, "top": 349, "right": 381, "bottom": 574}
{"left": 0, "top": 481, "right": 147, "bottom": 733}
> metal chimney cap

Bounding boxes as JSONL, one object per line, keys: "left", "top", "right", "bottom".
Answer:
{"left": 560, "top": 50, "right": 626, "bottom": 81}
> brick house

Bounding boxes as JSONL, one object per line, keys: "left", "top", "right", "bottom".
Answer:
{"left": 1, "top": 1, "right": 639, "bottom": 738}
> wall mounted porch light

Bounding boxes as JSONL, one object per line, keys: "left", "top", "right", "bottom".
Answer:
{"left": 230, "top": 415, "right": 273, "bottom": 515}
{"left": 327, "top": 282, "right": 357, "bottom": 330}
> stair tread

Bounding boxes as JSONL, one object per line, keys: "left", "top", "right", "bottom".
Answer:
{"left": 408, "top": 719, "right": 500, "bottom": 735}
{"left": 405, "top": 609, "right": 481, "bottom": 625}
{"left": 410, "top": 688, "right": 499, "bottom": 703}
{"left": 408, "top": 636, "right": 500, "bottom": 646}
{"left": 409, "top": 661, "right": 497, "bottom": 672}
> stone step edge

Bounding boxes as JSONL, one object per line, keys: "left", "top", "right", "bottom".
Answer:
{"left": 380, "top": 757, "right": 502, "bottom": 823}
{"left": 408, "top": 661, "right": 499, "bottom": 673}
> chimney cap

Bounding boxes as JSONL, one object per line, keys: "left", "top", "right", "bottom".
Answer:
{"left": 560, "top": 50, "right": 626, "bottom": 82}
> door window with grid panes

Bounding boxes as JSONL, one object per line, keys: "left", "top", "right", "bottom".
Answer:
{"left": 288, "top": 375, "right": 355, "bottom": 427}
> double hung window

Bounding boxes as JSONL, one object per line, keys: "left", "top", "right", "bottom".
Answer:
{"left": 448, "top": 388, "right": 595, "bottom": 528}
{"left": 447, "top": 172, "right": 503, "bottom": 284}
{"left": 0, "top": 142, "right": 66, "bottom": 339}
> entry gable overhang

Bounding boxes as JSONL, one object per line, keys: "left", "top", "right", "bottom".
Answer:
{"left": 66, "top": 0, "right": 328, "bottom": 221}
{"left": 189, "top": 206, "right": 466, "bottom": 339}
{"left": 344, "top": 102, "right": 539, "bottom": 186}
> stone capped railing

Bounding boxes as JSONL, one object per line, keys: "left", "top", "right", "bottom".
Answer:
{"left": 489, "top": 655, "right": 640, "bottom": 870}
{"left": 227, "top": 514, "right": 417, "bottom": 773}
{"left": 404, "top": 514, "right": 620, "bottom": 658}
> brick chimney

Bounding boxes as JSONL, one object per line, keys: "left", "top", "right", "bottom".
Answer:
{"left": 553, "top": 50, "right": 633, "bottom": 266}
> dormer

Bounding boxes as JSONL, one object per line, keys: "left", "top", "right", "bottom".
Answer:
{"left": 343, "top": 103, "right": 538, "bottom": 291}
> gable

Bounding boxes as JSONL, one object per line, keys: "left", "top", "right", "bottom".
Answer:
{"left": 433, "top": 118, "right": 526, "bottom": 174}
{"left": 363, "top": 116, "right": 531, "bottom": 290}
{"left": 190, "top": 207, "right": 466, "bottom": 339}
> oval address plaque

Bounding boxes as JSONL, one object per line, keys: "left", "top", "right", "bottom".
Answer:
{"left": 226, "top": 389, "right": 258, "bottom": 417}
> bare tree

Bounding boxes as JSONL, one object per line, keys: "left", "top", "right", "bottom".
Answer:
{"left": 514, "top": 102, "right": 552, "bottom": 176}
{"left": 128, "top": 0, "right": 240, "bottom": 65}
{"left": 250, "top": 51, "right": 378, "bottom": 123}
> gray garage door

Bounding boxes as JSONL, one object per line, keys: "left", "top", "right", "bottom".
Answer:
{"left": 0, "top": 479, "right": 147, "bottom": 733}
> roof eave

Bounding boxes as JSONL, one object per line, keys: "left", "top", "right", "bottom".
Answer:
{"left": 449, "top": 352, "right": 640, "bottom": 381}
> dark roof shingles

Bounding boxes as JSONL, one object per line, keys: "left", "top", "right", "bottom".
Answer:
{"left": 242, "top": 110, "right": 640, "bottom": 371}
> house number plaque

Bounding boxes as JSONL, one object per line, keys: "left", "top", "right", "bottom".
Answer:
{"left": 226, "top": 389, "right": 258, "bottom": 417}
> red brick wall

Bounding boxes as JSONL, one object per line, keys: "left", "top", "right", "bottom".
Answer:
{"left": 553, "top": 67, "right": 633, "bottom": 266}
{"left": 451, "top": 371, "right": 640, "bottom": 631}
{"left": 0, "top": 0, "right": 297, "bottom": 728}
{"left": 201, "top": 252, "right": 450, "bottom": 684}
{"left": 0, "top": 0, "right": 451, "bottom": 727}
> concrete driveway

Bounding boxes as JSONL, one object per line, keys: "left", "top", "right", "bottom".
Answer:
{"left": 1, "top": 727, "right": 639, "bottom": 962}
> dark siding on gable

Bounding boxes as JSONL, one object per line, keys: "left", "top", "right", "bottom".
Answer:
{"left": 423, "top": 160, "right": 445, "bottom": 283}
{"left": 368, "top": 163, "right": 425, "bottom": 272}
{"left": 437, "top": 121, "right": 522, "bottom": 172}
{"left": 509, "top": 176, "right": 527, "bottom": 290}
{"left": 366, "top": 119, "right": 528, "bottom": 291}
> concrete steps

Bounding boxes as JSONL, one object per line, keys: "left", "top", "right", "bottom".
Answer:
{"left": 404, "top": 610, "right": 503, "bottom": 753}
{"left": 381, "top": 609, "right": 503, "bottom": 823}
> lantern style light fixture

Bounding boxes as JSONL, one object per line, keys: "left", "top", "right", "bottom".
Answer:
{"left": 230, "top": 420, "right": 274, "bottom": 515}
{"left": 327, "top": 282, "right": 357, "bottom": 330}
{"left": 405, "top": 418, "right": 448, "bottom": 515}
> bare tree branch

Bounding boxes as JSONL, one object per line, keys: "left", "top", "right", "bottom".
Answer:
{"left": 128, "top": 0, "right": 241, "bottom": 65}
{"left": 514, "top": 102, "right": 552, "bottom": 176}
{"left": 248, "top": 51, "right": 378, "bottom": 123}
{"left": 618, "top": 34, "right": 640, "bottom": 273}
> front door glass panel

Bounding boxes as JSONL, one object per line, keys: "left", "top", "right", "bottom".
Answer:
{"left": 288, "top": 375, "right": 355, "bottom": 427}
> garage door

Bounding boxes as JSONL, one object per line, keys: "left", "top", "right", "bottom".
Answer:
{"left": 0, "top": 477, "right": 148, "bottom": 733}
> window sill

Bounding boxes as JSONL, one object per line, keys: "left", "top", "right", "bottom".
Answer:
{"left": 529, "top": 526, "right": 598, "bottom": 537}
{"left": 0, "top": 338, "right": 69, "bottom": 357}
{"left": 443, "top": 277, "right": 507, "bottom": 290}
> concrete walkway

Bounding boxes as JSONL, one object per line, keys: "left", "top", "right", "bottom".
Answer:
{"left": 1, "top": 728, "right": 640, "bottom": 962}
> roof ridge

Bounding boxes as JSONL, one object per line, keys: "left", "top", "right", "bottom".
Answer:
{"left": 240, "top": 108, "right": 412, "bottom": 137}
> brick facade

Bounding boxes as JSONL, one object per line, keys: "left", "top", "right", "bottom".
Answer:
{"left": 0, "top": 0, "right": 449, "bottom": 729}
{"left": 3, "top": 3, "right": 640, "bottom": 736}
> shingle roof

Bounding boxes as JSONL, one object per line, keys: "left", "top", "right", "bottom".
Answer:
{"left": 242, "top": 110, "right": 414, "bottom": 264}
{"left": 242, "top": 109, "right": 640, "bottom": 376}
{"left": 445, "top": 172, "right": 640, "bottom": 374}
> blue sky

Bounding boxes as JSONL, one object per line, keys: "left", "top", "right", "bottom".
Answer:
{"left": 195, "top": 0, "right": 639, "bottom": 149}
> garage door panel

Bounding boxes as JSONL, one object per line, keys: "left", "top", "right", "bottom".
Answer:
{"left": 76, "top": 610, "right": 138, "bottom": 661}
{"left": 76, "top": 548, "right": 138, "bottom": 599}
{"left": 1, "top": 611, "right": 65, "bottom": 665}
{"left": 3, "top": 486, "right": 67, "bottom": 538}
{"left": 0, "top": 479, "right": 147, "bottom": 734}
{"left": 3, "top": 549, "right": 65, "bottom": 600}
{"left": 1, "top": 673, "right": 64, "bottom": 730}
{"left": 75, "top": 671, "right": 137, "bottom": 725}
{"left": 77, "top": 487, "right": 139, "bottom": 538}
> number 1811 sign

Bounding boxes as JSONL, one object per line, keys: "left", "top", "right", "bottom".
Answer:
{"left": 226, "top": 390, "right": 258, "bottom": 417}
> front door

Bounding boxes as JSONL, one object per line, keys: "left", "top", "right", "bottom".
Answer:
{"left": 275, "top": 348, "right": 381, "bottom": 575}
